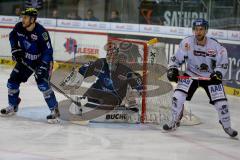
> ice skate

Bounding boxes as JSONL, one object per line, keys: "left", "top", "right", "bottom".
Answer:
{"left": 0, "top": 98, "right": 21, "bottom": 116}
{"left": 219, "top": 121, "right": 238, "bottom": 138}
{"left": 163, "top": 121, "right": 179, "bottom": 131}
{"left": 0, "top": 106, "right": 16, "bottom": 116}
{"left": 47, "top": 107, "right": 60, "bottom": 124}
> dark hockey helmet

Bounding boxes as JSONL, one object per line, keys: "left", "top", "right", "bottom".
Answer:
{"left": 192, "top": 18, "right": 209, "bottom": 30}
{"left": 21, "top": 8, "right": 38, "bottom": 19}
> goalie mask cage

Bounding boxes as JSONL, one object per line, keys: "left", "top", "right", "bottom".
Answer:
{"left": 108, "top": 37, "right": 173, "bottom": 124}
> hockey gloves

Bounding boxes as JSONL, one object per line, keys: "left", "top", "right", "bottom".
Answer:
{"left": 35, "top": 61, "right": 49, "bottom": 79}
{"left": 210, "top": 71, "right": 222, "bottom": 83}
{"left": 11, "top": 47, "right": 25, "bottom": 63}
{"left": 167, "top": 68, "right": 179, "bottom": 82}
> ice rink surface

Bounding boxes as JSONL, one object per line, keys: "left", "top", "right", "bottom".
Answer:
{"left": 0, "top": 65, "right": 239, "bottom": 160}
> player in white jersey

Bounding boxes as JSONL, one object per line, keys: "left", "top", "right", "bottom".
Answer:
{"left": 163, "top": 18, "right": 238, "bottom": 137}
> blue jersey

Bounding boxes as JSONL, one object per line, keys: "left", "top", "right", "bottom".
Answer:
{"left": 9, "top": 22, "right": 53, "bottom": 64}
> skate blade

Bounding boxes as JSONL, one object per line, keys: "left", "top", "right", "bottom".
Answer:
{"left": 229, "top": 136, "right": 239, "bottom": 140}
{"left": 47, "top": 118, "right": 61, "bottom": 124}
{"left": 228, "top": 133, "right": 238, "bottom": 139}
{"left": 162, "top": 124, "right": 177, "bottom": 133}
{"left": 162, "top": 128, "right": 177, "bottom": 133}
{"left": 0, "top": 112, "right": 16, "bottom": 117}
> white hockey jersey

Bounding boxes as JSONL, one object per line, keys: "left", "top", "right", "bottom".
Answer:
{"left": 169, "top": 35, "right": 228, "bottom": 78}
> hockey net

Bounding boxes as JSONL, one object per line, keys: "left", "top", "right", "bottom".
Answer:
{"left": 107, "top": 37, "right": 201, "bottom": 125}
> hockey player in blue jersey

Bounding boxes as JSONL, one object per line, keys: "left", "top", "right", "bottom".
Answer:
{"left": 0, "top": 8, "right": 59, "bottom": 123}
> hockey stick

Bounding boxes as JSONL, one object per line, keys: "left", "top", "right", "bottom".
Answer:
{"left": 69, "top": 44, "right": 79, "bottom": 107}
{"left": 20, "top": 60, "right": 83, "bottom": 107}
{"left": 177, "top": 75, "right": 239, "bottom": 82}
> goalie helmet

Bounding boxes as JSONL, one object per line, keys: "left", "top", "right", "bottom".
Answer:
{"left": 192, "top": 18, "right": 209, "bottom": 30}
{"left": 105, "top": 41, "right": 120, "bottom": 65}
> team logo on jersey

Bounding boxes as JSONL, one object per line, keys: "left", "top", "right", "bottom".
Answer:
{"left": 31, "top": 34, "right": 38, "bottom": 40}
{"left": 207, "top": 49, "right": 216, "bottom": 56}
{"left": 42, "top": 32, "right": 49, "bottom": 41}
{"left": 199, "top": 63, "right": 209, "bottom": 72}
{"left": 23, "top": 40, "right": 31, "bottom": 50}
{"left": 193, "top": 50, "right": 216, "bottom": 57}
